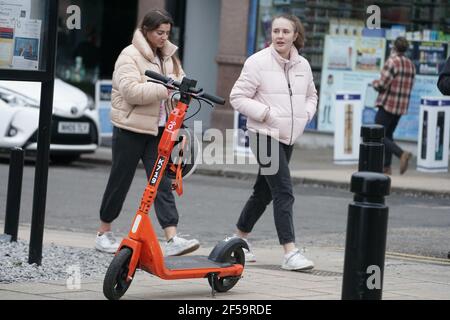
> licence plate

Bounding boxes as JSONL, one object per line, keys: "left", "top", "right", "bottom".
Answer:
{"left": 57, "top": 122, "right": 90, "bottom": 134}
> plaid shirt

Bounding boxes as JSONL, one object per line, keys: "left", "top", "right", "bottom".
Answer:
{"left": 373, "top": 53, "right": 416, "bottom": 115}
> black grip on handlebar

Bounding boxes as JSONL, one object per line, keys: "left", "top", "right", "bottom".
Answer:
{"left": 145, "top": 70, "right": 171, "bottom": 84}
{"left": 145, "top": 69, "right": 225, "bottom": 104}
{"left": 201, "top": 93, "right": 226, "bottom": 105}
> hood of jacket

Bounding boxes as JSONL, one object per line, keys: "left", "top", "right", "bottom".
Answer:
{"left": 131, "top": 29, "right": 178, "bottom": 63}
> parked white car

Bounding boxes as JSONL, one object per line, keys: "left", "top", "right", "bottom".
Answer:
{"left": 0, "top": 79, "right": 100, "bottom": 163}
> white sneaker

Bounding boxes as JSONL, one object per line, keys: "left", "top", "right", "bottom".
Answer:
{"left": 163, "top": 236, "right": 200, "bottom": 256}
{"left": 281, "top": 249, "right": 314, "bottom": 271}
{"left": 225, "top": 235, "right": 256, "bottom": 262}
{"left": 95, "top": 232, "right": 120, "bottom": 254}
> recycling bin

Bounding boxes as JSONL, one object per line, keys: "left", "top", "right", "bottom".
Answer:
{"left": 417, "top": 96, "right": 450, "bottom": 172}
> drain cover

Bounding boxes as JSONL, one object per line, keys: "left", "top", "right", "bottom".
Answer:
{"left": 248, "top": 264, "right": 342, "bottom": 277}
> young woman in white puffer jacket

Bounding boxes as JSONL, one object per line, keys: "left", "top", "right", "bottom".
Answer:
{"left": 230, "top": 14, "right": 318, "bottom": 271}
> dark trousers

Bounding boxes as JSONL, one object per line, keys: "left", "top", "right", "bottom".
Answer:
{"left": 237, "top": 132, "right": 295, "bottom": 245}
{"left": 375, "top": 107, "right": 404, "bottom": 167}
{"left": 99, "top": 126, "right": 178, "bottom": 228}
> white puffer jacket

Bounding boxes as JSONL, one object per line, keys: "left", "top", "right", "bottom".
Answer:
{"left": 230, "top": 45, "right": 318, "bottom": 145}
{"left": 110, "top": 29, "right": 184, "bottom": 135}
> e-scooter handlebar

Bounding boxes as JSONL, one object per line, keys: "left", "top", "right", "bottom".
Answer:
{"left": 145, "top": 70, "right": 226, "bottom": 105}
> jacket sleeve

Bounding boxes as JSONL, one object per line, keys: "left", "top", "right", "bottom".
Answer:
{"left": 114, "top": 55, "right": 168, "bottom": 106}
{"left": 438, "top": 58, "right": 450, "bottom": 95}
{"left": 229, "top": 58, "right": 270, "bottom": 122}
{"left": 305, "top": 67, "right": 318, "bottom": 122}
{"left": 373, "top": 58, "right": 396, "bottom": 93}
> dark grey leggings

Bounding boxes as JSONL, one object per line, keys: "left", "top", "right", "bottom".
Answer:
{"left": 375, "top": 107, "right": 403, "bottom": 167}
{"left": 99, "top": 126, "right": 178, "bottom": 228}
{"left": 237, "top": 132, "right": 295, "bottom": 245}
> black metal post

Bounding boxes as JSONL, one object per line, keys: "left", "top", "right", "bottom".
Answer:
{"left": 4, "top": 148, "right": 24, "bottom": 242}
{"left": 28, "top": 0, "right": 59, "bottom": 265}
{"left": 28, "top": 80, "right": 54, "bottom": 265}
{"left": 341, "top": 172, "right": 391, "bottom": 300}
{"left": 358, "top": 125, "right": 385, "bottom": 173}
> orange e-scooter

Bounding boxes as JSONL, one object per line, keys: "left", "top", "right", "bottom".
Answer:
{"left": 102, "top": 70, "right": 248, "bottom": 300}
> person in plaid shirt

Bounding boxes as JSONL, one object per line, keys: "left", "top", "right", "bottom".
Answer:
{"left": 372, "top": 37, "right": 415, "bottom": 175}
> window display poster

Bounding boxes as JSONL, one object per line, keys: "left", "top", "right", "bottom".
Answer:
{"left": 0, "top": 0, "right": 31, "bottom": 21}
{"left": 386, "top": 40, "right": 448, "bottom": 76}
{"left": 11, "top": 18, "right": 41, "bottom": 70}
{"left": 318, "top": 71, "right": 379, "bottom": 132}
{"left": 319, "top": 35, "right": 445, "bottom": 141}
{"left": 355, "top": 37, "right": 385, "bottom": 72}
{"left": 394, "top": 75, "right": 444, "bottom": 141}
{"left": 0, "top": 0, "right": 39, "bottom": 70}
{"left": 413, "top": 42, "right": 448, "bottom": 76}
{"left": 318, "top": 36, "right": 382, "bottom": 132}
{"left": 325, "top": 36, "right": 356, "bottom": 71}
{"left": 0, "top": 24, "right": 14, "bottom": 67}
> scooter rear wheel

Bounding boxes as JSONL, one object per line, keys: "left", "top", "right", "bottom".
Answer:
{"left": 208, "top": 247, "right": 245, "bottom": 292}
{"left": 103, "top": 247, "right": 133, "bottom": 300}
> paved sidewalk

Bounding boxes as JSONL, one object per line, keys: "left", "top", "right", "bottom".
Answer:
{"left": 1, "top": 141, "right": 449, "bottom": 300}
{"left": 0, "top": 227, "right": 449, "bottom": 300}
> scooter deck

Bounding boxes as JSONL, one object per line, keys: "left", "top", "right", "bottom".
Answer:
{"left": 164, "top": 255, "right": 233, "bottom": 271}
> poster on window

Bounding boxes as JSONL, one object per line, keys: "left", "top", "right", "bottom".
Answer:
{"left": 318, "top": 35, "right": 383, "bottom": 133}
{"left": 326, "top": 36, "right": 356, "bottom": 71}
{"left": 0, "top": 23, "right": 14, "bottom": 67}
{"left": 0, "top": 0, "right": 42, "bottom": 71}
{"left": 11, "top": 18, "right": 41, "bottom": 70}
{"left": 355, "top": 37, "right": 385, "bottom": 72}
{"left": 386, "top": 40, "right": 448, "bottom": 76}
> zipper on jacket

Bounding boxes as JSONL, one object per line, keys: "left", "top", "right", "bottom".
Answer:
{"left": 285, "top": 64, "right": 294, "bottom": 145}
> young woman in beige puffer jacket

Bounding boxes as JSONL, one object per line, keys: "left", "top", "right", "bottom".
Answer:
{"left": 230, "top": 14, "right": 318, "bottom": 271}
{"left": 96, "top": 10, "right": 200, "bottom": 257}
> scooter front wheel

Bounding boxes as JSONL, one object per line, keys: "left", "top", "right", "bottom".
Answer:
{"left": 208, "top": 246, "right": 245, "bottom": 292}
{"left": 103, "top": 247, "right": 133, "bottom": 300}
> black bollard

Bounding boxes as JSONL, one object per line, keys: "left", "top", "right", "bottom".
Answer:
{"left": 4, "top": 147, "right": 24, "bottom": 242}
{"left": 359, "top": 125, "right": 385, "bottom": 173}
{"left": 342, "top": 171, "right": 391, "bottom": 300}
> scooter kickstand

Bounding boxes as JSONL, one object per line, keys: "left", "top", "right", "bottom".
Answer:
{"left": 208, "top": 273, "right": 217, "bottom": 298}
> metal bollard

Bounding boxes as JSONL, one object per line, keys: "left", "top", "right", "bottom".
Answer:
{"left": 358, "top": 125, "right": 385, "bottom": 173}
{"left": 341, "top": 171, "right": 391, "bottom": 300}
{"left": 4, "top": 147, "right": 24, "bottom": 242}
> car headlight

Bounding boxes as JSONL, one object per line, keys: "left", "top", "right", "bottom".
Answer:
{"left": 6, "top": 124, "right": 18, "bottom": 137}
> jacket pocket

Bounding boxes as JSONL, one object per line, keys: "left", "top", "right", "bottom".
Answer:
{"left": 125, "top": 106, "right": 135, "bottom": 119}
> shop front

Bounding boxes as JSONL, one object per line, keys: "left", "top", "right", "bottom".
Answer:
{"left": 244, "top": 0, "right": 450, "bottom": 143}
{"left": 55, "top": 0, "right": 138, "bottom": 97}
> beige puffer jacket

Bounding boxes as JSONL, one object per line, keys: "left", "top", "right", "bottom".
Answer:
{"left": 110, "top": 29, "right": 184, "bottom": 135}
{"left": 230, "top": 45, "right": 318, "bottom": 145}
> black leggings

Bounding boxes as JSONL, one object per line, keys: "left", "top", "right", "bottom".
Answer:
{"left": 99, "top": 126, "right": 178, "bottom": 228}
{"left": 237, "top": 132, "right": 295, "bottom": 245}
